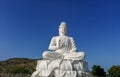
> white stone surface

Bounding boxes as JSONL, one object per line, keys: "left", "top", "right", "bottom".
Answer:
{"left": 31, "top": 22, "right": 91, "bottom": 77}
{"left": 42, "top": 22, "right": 85, "bottom": 60}
{"left": 31, "top": 59, "right": 90, "bottom": 77}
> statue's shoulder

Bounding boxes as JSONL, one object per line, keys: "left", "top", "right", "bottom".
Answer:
{"left": 51, "top": 36, "right": 59, "bottom": 39}
{"left": 51, "top": 36, "right": 74, "bottom": 40}
{"left": 67, "top": 36, "right": 74, "bottom": 39}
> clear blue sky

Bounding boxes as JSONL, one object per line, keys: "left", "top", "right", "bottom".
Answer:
{"left": 0, "top": 0, "right": 120, "bottom": 70}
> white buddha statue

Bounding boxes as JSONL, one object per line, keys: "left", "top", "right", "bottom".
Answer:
{"left": 42, "top": 22, "right": 85, "bottom": 60}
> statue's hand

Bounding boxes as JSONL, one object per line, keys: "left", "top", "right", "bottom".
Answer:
{"left": 56, "top": 43, "right": 63, "bottom": 50}
{"left": 56, "top": 39, "right": 62, "bottom": 49}
{"left": 56, "top": 38, "right": 61, "bottom": 45}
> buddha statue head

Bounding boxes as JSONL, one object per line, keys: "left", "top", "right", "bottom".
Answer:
{"left": 59, "top": 22, "right": 67, "bottom": 36}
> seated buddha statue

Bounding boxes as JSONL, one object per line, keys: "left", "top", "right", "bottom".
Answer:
{"left": 42, "top": 22, "right": 85, "bottom": 60}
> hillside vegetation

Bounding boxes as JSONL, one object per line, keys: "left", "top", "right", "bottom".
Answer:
{"left": 0, "top": 58, "right": 38, "bottom": 74}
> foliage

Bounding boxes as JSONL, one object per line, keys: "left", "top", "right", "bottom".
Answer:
{"left": 108, "top": 65, "right": 120, "bottom": 77}
{"left": 0, "top": 58, "right": 38, "bottom": 74}
{"left": 91, "top": 65, "right": 106, "bottom": 77}
{"left": 9, "top": 65, "right": 30, "bottom": 74}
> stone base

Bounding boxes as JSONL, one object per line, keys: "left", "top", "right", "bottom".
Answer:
{"left": 31, "top": 59, "right": 90, "bottom": 77}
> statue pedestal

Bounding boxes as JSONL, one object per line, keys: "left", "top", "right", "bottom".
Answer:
{"left": 31, "top": 59, "right": 90, "bottom": 77}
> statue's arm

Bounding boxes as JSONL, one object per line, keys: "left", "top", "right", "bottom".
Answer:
{"left": 70, "top": 37, "right": 77, "bottom": 52}
{"left": 48, "top": 37, "right": 60, "bottom": 50}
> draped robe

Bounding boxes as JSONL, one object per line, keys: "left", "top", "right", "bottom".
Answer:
{"left": 42, "top": 36, "right": 85, "bottom": 60}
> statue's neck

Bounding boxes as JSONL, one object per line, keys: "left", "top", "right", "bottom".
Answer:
{"left": 59, "top": 33, "right": 66, "bottom": 36}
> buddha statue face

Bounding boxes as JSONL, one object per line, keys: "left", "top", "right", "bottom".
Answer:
{"left": 59, "top": 22, "right": 67, "bottom": 35}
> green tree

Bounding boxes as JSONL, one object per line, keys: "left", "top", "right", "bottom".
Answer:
{"left": 91, "top": 65, "right": 106, "bottom": 77}
{"left": 108, "top": 65, "right": 120, "bottom": 77}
